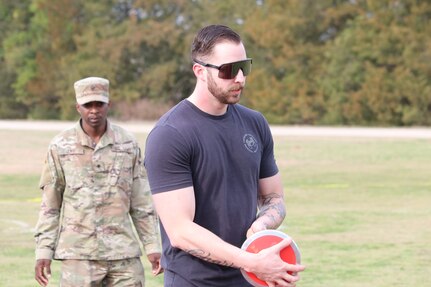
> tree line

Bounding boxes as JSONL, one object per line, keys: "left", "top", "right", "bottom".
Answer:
{"left": 1, "top": 0, "right": 430, "bottom": 126}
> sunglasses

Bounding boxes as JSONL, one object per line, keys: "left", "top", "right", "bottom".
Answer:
{"left": 193, "top": 58, "right": 252, "bottom": 79}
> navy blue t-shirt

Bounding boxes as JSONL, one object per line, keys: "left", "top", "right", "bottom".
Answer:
{"left": 144, "top": 100, "right": 279, "bottom": 287}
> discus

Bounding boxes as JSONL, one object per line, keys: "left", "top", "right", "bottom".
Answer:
{"left": 240, "top": 230, "right": 301, "bottom": 287}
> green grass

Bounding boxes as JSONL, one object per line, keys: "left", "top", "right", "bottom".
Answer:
{"left": 1, "top": 129, "right": 430, "bottom": 286}
{"left": 275, "top": 137, "right": 431, "bottom": 287}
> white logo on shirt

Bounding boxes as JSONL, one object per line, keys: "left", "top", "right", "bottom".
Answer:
{"left": 243, "top": 134, "right": 258, "bottom": 153}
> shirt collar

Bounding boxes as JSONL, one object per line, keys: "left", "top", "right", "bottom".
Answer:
{"left": 75, "top": 120, "right": 115, "bottom": 148}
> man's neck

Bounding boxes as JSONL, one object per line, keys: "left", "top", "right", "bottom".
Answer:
{"left": 80, "top": 119, "right": 107, "bottom": 143}
{"left": 188, "top": 91, "right": 228, "bottom": 116}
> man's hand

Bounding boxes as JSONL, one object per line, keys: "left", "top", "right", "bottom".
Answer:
{"left": 35, "top": 259, "right": 52, "bottom": 287}
{"left": 147, "top": 253, "right": 163, "bottom": 275}
{"left": 244, "top": 238, "right": 306, "bottom": 287}
{"left": 246, "top": 221, "right": 266, "bottom": 238}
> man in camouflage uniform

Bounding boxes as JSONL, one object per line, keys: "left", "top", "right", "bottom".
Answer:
{"left": 34, "top": 77, "right": 162, "bottom": 287}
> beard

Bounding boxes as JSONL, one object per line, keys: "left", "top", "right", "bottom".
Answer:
{"left": 207, "top": 71, "right": 244, "bottom": 105}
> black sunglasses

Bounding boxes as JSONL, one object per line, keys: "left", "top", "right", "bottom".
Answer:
{"left": 193, "top": 58, "right": 252, "bottom": 79}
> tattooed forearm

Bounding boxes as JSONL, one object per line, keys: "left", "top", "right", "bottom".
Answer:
{"left": 186, "top": 249, "right": 239, "bottom": 268}
{"left": 258, "top": 192, "right": 283, "bottom": 207}
{"left": 256, "top": 193, "right": 286, "bottom": 228}
{"left": 257, "top": 202, "right": 286, "bottom": 219}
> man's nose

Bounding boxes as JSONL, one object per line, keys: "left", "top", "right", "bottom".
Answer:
{"left": 235, "top": 69, "right": 246, "bottom": 82}
{"left": 88, "top": 103, "right": 100, "bottom": 111}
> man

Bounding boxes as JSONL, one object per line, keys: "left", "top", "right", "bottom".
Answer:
{"left": 34, "top": 77, "right": 162, "bottom": 287}
{"left": 144, "top": 25, "right": 305, "bottom": 287}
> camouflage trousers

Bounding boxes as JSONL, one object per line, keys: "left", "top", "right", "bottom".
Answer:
{"left": 60, "top": 258, "right": 145, "bottom": 287}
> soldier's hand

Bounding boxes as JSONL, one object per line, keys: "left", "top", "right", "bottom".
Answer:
{"left": 35, "top": 259, "right": 52, "bottom": 286}
{"left": 147, "top": 252, "right": 163, "bottom": 275}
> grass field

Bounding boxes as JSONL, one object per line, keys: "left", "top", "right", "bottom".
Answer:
{"left": 0, "top": 127, "right": 430, "bottom": 286}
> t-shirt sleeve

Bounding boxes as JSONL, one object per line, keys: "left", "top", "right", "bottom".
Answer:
{"left": 258, "top": 115, "right": 279, "bottom": 179}
{"left": 144, "top": 125, "right": 193, "bottom": 194}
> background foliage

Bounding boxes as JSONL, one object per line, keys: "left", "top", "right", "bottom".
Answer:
{"left": 1, "top": 0, "right": 430, "bottom": 125}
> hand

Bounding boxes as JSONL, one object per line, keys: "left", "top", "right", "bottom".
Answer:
{"left": 246, "top": 221, "right": 266, "bottom": 238}
{"left": 147, "top": 252, "right": 163, "bottom": 275}
{"left": 35, "top": 259, "right": 52, "bottom": 287}
{"left": 245, "top": 238, "right": 306, "bottom": 287}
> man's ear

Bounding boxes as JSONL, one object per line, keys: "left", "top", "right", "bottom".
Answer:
{"left": 192, "top": 63, "right": 207, "bottom": 82}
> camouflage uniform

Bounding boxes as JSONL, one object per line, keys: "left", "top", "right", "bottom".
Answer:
{"left": 34, "top": 120, "right": 161, "bottom": 261}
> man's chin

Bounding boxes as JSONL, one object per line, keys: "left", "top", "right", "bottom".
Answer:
{"left": 89, "top": 120, "right": 100, "bottom": 125}
{"left": 228, "top": 94, "right": 241, "bottom": 104}
{"left": 86, "top": 118, "right": 103, "bottom": 127}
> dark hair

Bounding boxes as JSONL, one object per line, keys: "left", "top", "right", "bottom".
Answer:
{"left": 191, "top": 24, "right": 242, "bottom": 61}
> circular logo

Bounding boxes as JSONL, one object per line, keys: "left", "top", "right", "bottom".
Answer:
{"left": 243, "top": 134, "right": 258, "bottom": 153}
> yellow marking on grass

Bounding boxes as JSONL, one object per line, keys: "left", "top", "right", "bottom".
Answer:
{"left": 0, "top": 197, "right": 41, "bottom": 203}
{"left": 315, "top": 183, "right": 350, "bottom": 189}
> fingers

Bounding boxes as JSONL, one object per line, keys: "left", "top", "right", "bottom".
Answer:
{"left": 288, "top": 263, "right": 306, "bottom": 273}
{"left": 151, "top": 260, "right": 163, "bottom": 275}
{"left": 44, "top": 263, "right": 52, "bottom": 280}
{"left": 246, "top": 221, "right": 267, "bottom": 238}
{"left": 152, "top": 263, "right": 164, "bottom": 275}
{"left": 266, "top": 271, "right": 300, "bottom": 287}
{"left": 246, "top": 228, "right": 253, "bottom": 238}
{"left": 35, "top": 259, "right": 51, "bottom": 287}
{"left": 266, "top": 279, "right": 297, "bottom": 287}
{"left": 250, "top": 234, "right": 305, "bottom": 286}
{"left": 259, "top": 239, "right": 305, "bottom": 286}
{"left": 35, "top": 270, "right": 48, "bottom": 287}
{"left": 273, "top": 238, "right": 306, "bottom": 275}
{"left": 147, "top": 253, "right": 163, "bottom": 276}
{"left": 272, "top": 237, "right": 293, "bottom": 253}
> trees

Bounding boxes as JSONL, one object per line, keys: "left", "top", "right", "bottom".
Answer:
{"left": 243, "top": 0, "right": 431, "bottom": 126}
{"left": 242, "top": 0, "right": 329, "bottom": 124}
{"left": 0, "top": 0, "right": 31, "bottom": 118}
{"left": 320, "top": 0, "right": 431, "bottom": 125}
{"left": 2, "top": 0, "right": 81, "bottom": 119}
{"left": 1, "top": 0, "right": 430, "bottom": 125}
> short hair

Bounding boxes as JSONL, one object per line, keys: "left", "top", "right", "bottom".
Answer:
{"left": 191, "top": 24, "right": 242, "bottom": 61}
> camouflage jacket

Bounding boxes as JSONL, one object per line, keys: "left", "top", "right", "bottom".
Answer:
{"left": 35, "top": 120, "right": 161, "bottom": 260}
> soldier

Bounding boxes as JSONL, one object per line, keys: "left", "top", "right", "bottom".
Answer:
{"left": 34, "top": 77, "right": 162, "bottom": 287}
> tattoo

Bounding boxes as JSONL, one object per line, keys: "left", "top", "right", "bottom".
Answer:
{"left": 257, "top": 193, "right": 286, "bottom": 228}
{"left": 258, "top": 192, "right": 283, "bottom": 206}
{"left": 186, "top": 249, "right": 238, "bottom": 268}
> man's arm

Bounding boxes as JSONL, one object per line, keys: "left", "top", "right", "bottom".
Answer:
{"left": 152, "top": 186, "right": 304, "bottom": 286}
{"left": 247, "top": 172, "right": 286, "bottom": 237}
{"left": 129, "top": 146, "right": 162, "bottom": 275}
{"left": 34, "top": 147, "right": 64, "bottom": 286}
